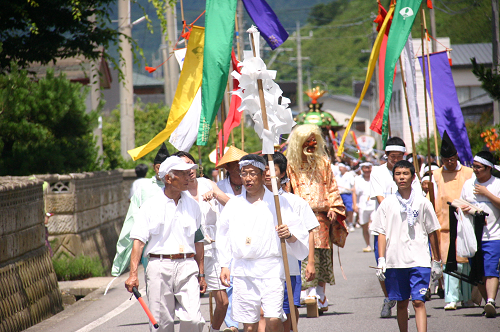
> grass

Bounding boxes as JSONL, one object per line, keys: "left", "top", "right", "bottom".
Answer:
{"left": 52, "top": 254, "right": 105, "bottom": 281}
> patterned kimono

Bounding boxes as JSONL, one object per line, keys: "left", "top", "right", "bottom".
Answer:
{"left": 288, "top": 157, "right": 346, "bottom": 287}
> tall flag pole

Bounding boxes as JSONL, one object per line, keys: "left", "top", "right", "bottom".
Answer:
{"left": 127, "top": 26, "right": 205, "bottom": 161}
{"left": 196, "top": 0, "right": 237, "bottom": 147}
{"left": 381, "top": 0, "right": 422, "bottom": 147}
{"left": 236, "top": 26, "right": 297, "bottom": 331}
{"left": 337, "top": 2, "right": 395, "bottom": 156}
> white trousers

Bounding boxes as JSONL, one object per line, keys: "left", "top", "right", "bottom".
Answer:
{"left": 146, "top": 257, "right": 205, "bottom": 332}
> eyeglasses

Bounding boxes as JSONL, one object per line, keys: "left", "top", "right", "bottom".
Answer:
{"left": 472, "top": 164, "right": 485, "bottom": 170}
{"left": 240, "top": 171, "right": 260, "bottom": 178}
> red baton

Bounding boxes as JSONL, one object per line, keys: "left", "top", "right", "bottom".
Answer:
{"left": 132, "top": 286, "right": 159, "bottom": 329}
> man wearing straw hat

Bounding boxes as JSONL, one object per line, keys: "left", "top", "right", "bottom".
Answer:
{"left": 217, "top": 154, "right": 309, "bottom": 332}
{"left": 460, "top": 151, "right": 500, "bottom": 318}
{"left": 433, "top": 130, "right": 474, "bottom": 310}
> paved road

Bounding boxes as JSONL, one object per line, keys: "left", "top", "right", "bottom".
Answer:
{"left": 27, "top": 227, "right": 500, "bottom": 331}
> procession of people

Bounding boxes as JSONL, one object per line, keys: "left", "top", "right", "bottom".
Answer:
{"left": 117, "top": 123, "right": 500, "bottom": 332}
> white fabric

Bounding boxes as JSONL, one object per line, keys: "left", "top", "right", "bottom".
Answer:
{"left": 204, "top": 248, "right": 227, "bottom": 291}
{"left": 192, "top": 178, "right": 218, "bottom": 250}
{"left": 369, "top": 163, "right": 423, "bottom": 205}
{"left": 158, "top": 156, "right": 198, "bottom": 179}
{"left": 354, "top": 175, "right": 375, "bottom": 211}
{"left": 385, "top": 145, "right": 406, "bottom": 152}
{"left": 337, "top": 171, "right": 355, "bottom": 194}
{"left": 234, "top": 29, "right": 295, "bottom": 154}
{"left": 395, "top": 189, "right": 418, "bottom": 227}
{"left": 281, "top": 191, "right": 319, "bottom": 275}
{"left": 460, "top": 176, "right": 500, "bottom": 241}
{"left": 216, "top": 187, "right": 309, "bottom": 279}
{"left": 239, "top": 159, "right": 266, "bottom": 171}
{"left": 129, "top": 178, "right": 151, "bottom": 200}
{"left": 474, "top": 156, "right": 500, "bottom": 171}
{"left": 146, "top": 257, "right": 205, "bottom": 332}
{"left": 358, "top": 209, "right": 373, "bottom": 226}
{"left": 133, "top": 176, "right": 165, "bottom": 207}
{"left": 232, "top": 276, "right": 285, "bottom": 323}
{"left": 444, "top": 161, "right": 462, "bottom": 171}
{"left": 370, "top": 194, "right": 441, "bottom": 268}
{"left": 331, "top": 164, "right": 340, "bottom": 179}
{"left": 169, "top": 48, "right": 203, "bottom": 152}
{"left": 217, "top": 177, "right": 246, "bottom": 198}
{"left": 403, "top": 34, "right": 420, "bottom": 134}
{"left": 130, "top": 191, "right": 201, "bottom": 255}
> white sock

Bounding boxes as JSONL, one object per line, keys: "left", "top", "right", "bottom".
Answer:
{"left": 316, "top": 285, "right": 325, "bottom": 298}
{"left": 487, "top": 298, "right": 495, "bottom": 304}
{"left": 307, "top": 286, "right": 317, "bottom": 298}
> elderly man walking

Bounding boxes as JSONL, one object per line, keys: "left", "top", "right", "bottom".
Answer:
{"left": 125, "top": 156, "right": 206, "bottom": 332}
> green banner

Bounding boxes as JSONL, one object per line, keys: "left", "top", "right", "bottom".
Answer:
{"left": 196, "top": 0, "right": 237, "bottom": 146}
{"left": 382, "top": 0, "right": 422, "bottom": 146}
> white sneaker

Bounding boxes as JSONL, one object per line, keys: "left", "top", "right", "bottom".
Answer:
{"left": 444, "top": 302, "right": 457, "bottom": 310}
{"left": 484, "top": 300, "right": 496, "bottom": 318}
{"left": 380, "top": 299, "right": 395, "bottom": 318}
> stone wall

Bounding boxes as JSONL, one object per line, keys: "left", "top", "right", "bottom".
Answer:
{"left": 0, "top": 178, "right": 63, "bottom": 332}
{"left": 39, "top": 170, "right": 136, "bottom": 271}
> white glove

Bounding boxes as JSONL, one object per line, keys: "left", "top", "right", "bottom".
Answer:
{"left": 376, "top": 257, "right": 386, "bottom": 281}
{"left": 431, "top": 260, "right": 443, "bottom": 281}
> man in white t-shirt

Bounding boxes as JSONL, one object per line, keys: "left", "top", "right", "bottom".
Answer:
{"left": 460, "top": 151, "right": 500, "bottom": 318}
{"left": 369, "top": 137, "right": 423, "bottom": 318}
{"left": 337, "top": 163, "right": 355, "bottom": 232}
{"left": 371, "top": 160, "right": 441, "bottom": 332}
{"left": 353, "top": 162, "right": 375, "bottom": 252}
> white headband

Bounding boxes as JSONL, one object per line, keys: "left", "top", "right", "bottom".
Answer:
{"left": 239, "top": 159, "right": 266, "bottom": 171}
{"left": 421, "top": 176, "right": 430, "bottom": 183}
{"left": 474, "top": 155, "right": 500, "bottom": 171}
{"left": 360, "top": 162, "right": 373, "bottom": 167}
{"left": 385, "top": 145, "right": 406, "bottom": 153}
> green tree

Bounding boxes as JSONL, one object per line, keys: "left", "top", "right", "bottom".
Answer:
{"left": 471, "top": 58, "right": 500, "bottom": 101}
{"left": 0, "top": 65, "right": 100, "bottom": 176}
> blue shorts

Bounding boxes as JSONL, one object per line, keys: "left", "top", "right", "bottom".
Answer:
{"left": 374, "top": 235, "right": 379, "bottom": 262}
{"left": 283, "top": 275, "right": 301, "bottom": 314}
{"left": 340, "top": 193, "right": 353, "bottom": 212}
{"left": 482, "top": 240, "right": 500, "bottom": 277}
{"left": 385, "top": 267, "right": 431, "bottom": 302}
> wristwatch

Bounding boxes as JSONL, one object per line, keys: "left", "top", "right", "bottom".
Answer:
{"left": 286, "top": 233, "right": 293, "bottom": 239}
{"left": 198, "top": 273, "right": 205, "bottom": 278}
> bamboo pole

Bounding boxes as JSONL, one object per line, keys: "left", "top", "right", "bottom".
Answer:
{"left": 227, "top": 80, "right": 235, "bottom": 146}
{"left": 399, "top": 56, "right": 421, "bottom": 180}
{"left": 250, "top": 32, "right": 298, "bottom": 332}
{"left": 221, "top": 90, "right": 227, "bottom": 153}
{"left": 235, "top": 12, "right": 245, "bottom": 150}
{"left": 179, "top": 0, "right": 185, "bottom": 22}
{"left": 215, "top": 109, "right": 221, "bottom": 161}
{"left": 422, "top": 13, "right": 440, "bottom": 166}
{"left": 420, "top": 7, "right": 435, "bottom": 208}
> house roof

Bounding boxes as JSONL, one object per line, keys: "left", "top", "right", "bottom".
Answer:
{"left": 460, "top": 93, "right": 493, "bottom": 108}
{"left": 450, "top": 43, "right": 492, "bottom": 67}
{"left": 319, "top": 94, "right": 369, "bottom": 107}
{"left": 133, "top": 72, "right": 164, "bottom": 88}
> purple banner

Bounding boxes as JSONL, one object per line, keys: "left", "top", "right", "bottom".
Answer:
{"left": 242, "top": 0, "right": 288, "bottom": 50}
{"left": 418, "top": 51, "right": 473, "bottom": 164}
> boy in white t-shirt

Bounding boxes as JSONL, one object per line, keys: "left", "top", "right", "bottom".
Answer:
{"left": 371, "top": 160, "right": 442, "bottom": 332}
{"left": 460, "top": 151, "right": 500, "bottom": 318}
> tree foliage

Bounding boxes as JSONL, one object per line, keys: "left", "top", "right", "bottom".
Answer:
{"left": 307, "top": 0, "right": 350, "bottom": 26}
{"left": 0, "top": 65, "right": 100, "bottom": 176}
{"left": 471, "top": 57, "right": 500, "bottom": 101}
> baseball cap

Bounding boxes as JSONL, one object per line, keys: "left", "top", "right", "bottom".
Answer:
{"left": 158, "top": 156, "right": 198, "bottom": 179}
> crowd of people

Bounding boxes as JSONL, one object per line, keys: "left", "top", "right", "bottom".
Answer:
{"left": 114, "top": 124, "right": 499, "bottom": 332}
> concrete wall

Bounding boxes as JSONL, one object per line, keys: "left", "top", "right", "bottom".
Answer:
{"left": 38, "top": 169, "right": 136, "bottom": 271}
{"left": 0, "top": 178, "right": 63, "bottom": 332}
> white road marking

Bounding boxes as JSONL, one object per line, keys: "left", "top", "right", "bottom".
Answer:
{"left": 74, "top": 287, "right": 147, "bottom": 332}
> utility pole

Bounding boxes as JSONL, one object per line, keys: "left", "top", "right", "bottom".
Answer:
{"left": 289, "top": 21, "right": 311, "bottom": 113}
{"left": 162, "top": 3, "right": 179, "bottom": 106}
{"left": 493, "top": 0, "right": 500, "bottom": 124}
{"left": 429, "top": 6, "right": 437, "bottom": 52}
{"left": 118, "top": 0, "right": 134, "bottom": 160}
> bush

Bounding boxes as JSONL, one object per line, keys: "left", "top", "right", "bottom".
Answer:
{"left": 52, "top": 254, "right": 105, "bottom": 281}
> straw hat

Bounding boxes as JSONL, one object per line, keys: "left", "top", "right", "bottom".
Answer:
{"left": 216, "top": 146, "right": 248, "bottom": 169}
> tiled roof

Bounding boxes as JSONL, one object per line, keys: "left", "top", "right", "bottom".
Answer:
{"left": 133, "top": 72, "right": 164, "bottom": 87}
{"left": 460, "top": 93, "right": 493, "bottom": 108}
{"left": 450, "top": 43, "right": 492, "bottom": 67}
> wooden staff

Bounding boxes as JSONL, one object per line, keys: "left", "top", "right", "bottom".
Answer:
{"left": 221, "top": 91, "right": 227, "bottom": 153}
{"left": 235, "top": 12, "right": 245, "bottom": 150}
{"left": 420, "top": 7, "right": 435, "bottom": 208}
{"left": 399, "top": 56, "right": 421, "bottom": 179}
{"left": 227, "top": 79, "right": 235, "bottom": 146}
{"left": 422, "top": 13, "right": 440, "bottom": 165}
{"left": 250, "top": 32, "right": 298, "bottom": 332}
{"left": 215, "top": 109, "right": 221, "bottom": 161}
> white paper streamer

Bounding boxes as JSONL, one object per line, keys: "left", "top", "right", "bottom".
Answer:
{"left": 233, "top": 26, "right": 295, "bottom": 154}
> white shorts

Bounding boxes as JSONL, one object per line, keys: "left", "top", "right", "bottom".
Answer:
{"left": 358, "top": 209, "right": 374, "bottom": 226}
{"left": 232, "top": 276, "right": 286, "bottom": 324}
{"left": 204, "top": 248, "right": 227, "bottom": 291}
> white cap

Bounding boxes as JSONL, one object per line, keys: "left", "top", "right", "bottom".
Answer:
{"left": 158, "top": 156, "right": 198, "bottom": 179}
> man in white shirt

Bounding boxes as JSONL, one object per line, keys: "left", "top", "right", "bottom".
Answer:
{"left": 337, "top": 163, "right": 355, "bottom": 232}
{"left": 371, "top": 160, "right": 441, "bottom": 332}
{"left": 353, "top": 162, "right": 375, "bottom": 252}
{"left": 369, "top": 137, "right": 423, "bottom": 318}
{"left": 460, "top": 151, "right": 500, "bottom": 318}
{"left": 125, "top": 156, "right": 206, "bottom": 332}
{"left": 217, "top": 154, "right": 309, "bottom": 332}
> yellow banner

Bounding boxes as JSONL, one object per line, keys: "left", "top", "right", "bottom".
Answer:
{"left": 336, "top": 4, "right": 394, "bottom": 156}
{"left": 128, "top": 26, "right": 205, "bottom": 160}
